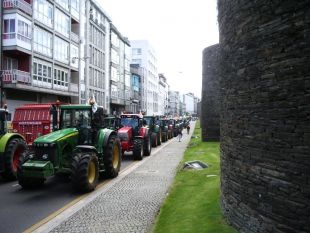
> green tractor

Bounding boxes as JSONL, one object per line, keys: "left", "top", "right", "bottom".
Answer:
{"left": 0, "top": 106, "right": 27, "bottom": 180}
{"left": 17, "top": 104, "right": 121, "bottom": 192}
{"left": 158, "top": 118, "right": 171, "bottom": 142}
{"left": 143, "top": 115, "right": 162, "bottom": 147}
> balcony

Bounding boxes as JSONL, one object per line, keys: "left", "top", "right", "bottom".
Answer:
{"left": 1, "top": 69, "right": 31, "bottom": 84}
{"left": 3, "top": 0, "right": 32, "bottom": 16}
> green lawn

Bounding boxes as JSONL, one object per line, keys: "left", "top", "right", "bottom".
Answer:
{"left": 152, "top": 122, "right": 237, "bottom": 233}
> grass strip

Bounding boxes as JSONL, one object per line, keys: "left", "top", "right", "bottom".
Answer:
{"left": 153, "top": 121, "right": 237, "bottom": 233}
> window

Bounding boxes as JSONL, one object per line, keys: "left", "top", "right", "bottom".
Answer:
{"left": 55, "top": 0, "right": 69, "bottom": 11}
{"left": 33, "top": 26, "right": 52, "bottom": 57}
{"left": 132, "top": 48, "right": 142, "bottom": 55}
{"left": 33, "top": 59, "right": 52, "bottom": 85}
{"left": 111, "top": 67, "right": 118, "bottom": 82}
{"left": 125, "top": 74, "right": 130, "bottom": 87}
{"left": 71, "top": 0, "right": 79, "bottom": 19}
{"left": 54, "top": 37, "right": 69, "bottom": 64}
{"left": 55, "top": 9, "right": 70, "bottom": 37}
{"left": 111, "top": 85, "right": 118, "bottom": 98}
{"left": 54, "top": 66, "right": 69, "bottom": 88}
{"left": 17, "top": 20, "right": 31, "bottom": 42}
{"left": 34, "top": 0, "right": 53, "bottom": 27}
{"left": 111, "top": 49, "right": 119, "bottom": 64}
{"left": 3, "top": 57, "right": 18, "bottom": 70}
{"left": 3, "top": 19, "right": 15, "bottom": 39}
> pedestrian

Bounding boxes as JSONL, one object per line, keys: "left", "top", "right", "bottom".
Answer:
{"left": 178, "top": 128, "right": 183, "bottom": 142}
{"left": 186, "top": 125, "right": 190, "bottom": 134}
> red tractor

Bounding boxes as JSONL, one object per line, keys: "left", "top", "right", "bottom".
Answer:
{"left": 117, "top": 113, "right": 151, "bottom": 160}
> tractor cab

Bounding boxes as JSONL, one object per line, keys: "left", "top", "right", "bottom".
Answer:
{"left": 120, "top": 114, "right": 143, "bottom": 136}
{"left": 60, "top": 105, "right": 106, "bottom": 145}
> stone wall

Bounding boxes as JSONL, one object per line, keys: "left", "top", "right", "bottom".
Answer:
{"left": 201, "top": 44, "right": 220, "bottom": 141}
{"left": 218, "top": 0, "right": 310, "bottom": 232}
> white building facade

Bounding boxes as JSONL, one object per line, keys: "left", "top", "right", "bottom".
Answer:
{"left": 183, "top": 92, "right": 195, "bottom": 115}
{"left": 158, "top": 73, "right": 169, "bottom": 115}
{"left": 130, "top": 40, "right": 158, "bottom": 115}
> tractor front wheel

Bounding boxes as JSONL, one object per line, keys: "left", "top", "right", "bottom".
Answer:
{"left": 162, "top": 132, "right": 167, "bottom": 142}
{"left": 103, "top": 134, "right": 121, "bottom": 178}
{"left": 133, "top": 139, "right": 143, "bottom": 160}
{"left": 151, "top": 132, "right": 157, "bottom": 147}
{"left": 157, "top": 130, "right": 162, "bottom": 146}
{"left": 143, "top": 134, "right": 152, "bottom": 156}
{"left": 3, "top": 138, "right": 27, "bottom": 180}
{"left": 71, "top": 152, "right": 99, "bottom": 192}
{"left": 17, "top": 151, "right": 45, "bottom": 189}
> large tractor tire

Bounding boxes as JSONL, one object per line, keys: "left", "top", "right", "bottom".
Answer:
{"left": 17, "top": 152, "right": 45, "bottom": 189}
{"left": 143, "top": 134, "right": 152, "bottom": 156}
{"left": 157, "top": 130, "right": 162, "bottom": 146}
{"left": 103, "top": 134, "right": 121, "bottom": 178}
{"left": 2, "top": 138, "right": 27, "bottom": 181}
{"left": 162, "top": 132, "right": 167, "bottom": 142}
{"left": 151, "top": 132, "right": 157, "bottom": 147}
{"left": 71, "top": 152, "right": 99, "bottom": 192}
{"left": 133, "top": 139, "right": 143, "bottom": 160}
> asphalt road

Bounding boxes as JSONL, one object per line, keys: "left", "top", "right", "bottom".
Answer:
{"left": 0, "top": 156, "right": 135, "bottom": 233}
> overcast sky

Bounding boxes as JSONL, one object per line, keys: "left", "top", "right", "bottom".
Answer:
{"left": 99, "top": 0, "right": 219, "bottom": 98}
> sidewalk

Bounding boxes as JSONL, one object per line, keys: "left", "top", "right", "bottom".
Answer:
{"left": 33, "top": 123, "right": 195, "bottom": 233}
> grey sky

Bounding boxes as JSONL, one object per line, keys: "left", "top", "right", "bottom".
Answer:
{"left": 100, "top": 0, "right": 219, "bottom": 98}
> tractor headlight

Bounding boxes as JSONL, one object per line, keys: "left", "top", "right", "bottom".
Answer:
{"left": 44, "top": 143, "right": 48, "bottom": 147}
{"left": 42, "top": 154, "right": 49, "bottom": 160}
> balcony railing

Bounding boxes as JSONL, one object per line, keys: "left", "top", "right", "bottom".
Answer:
{"left": 1, "top": 69, "right": 31, "bottom": 84}
{"left": 71, "top": 32, "right": 79, "bottom": 44}
{"left": 3, "top": 0, "right": 32, "bottom": 16}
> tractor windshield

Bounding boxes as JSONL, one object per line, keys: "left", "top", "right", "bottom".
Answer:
{"left": 143, "top": 117, "right": 152, "bottom": 126}
{"left": 120, "top": 117, "right": 138, "bottom": 128}
{"left": 61, "top": 109, "right": 92, "bottom": 129}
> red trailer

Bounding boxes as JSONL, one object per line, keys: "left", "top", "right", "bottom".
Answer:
{"left": 12, "top": 103, "right": 60, "bottom": 145}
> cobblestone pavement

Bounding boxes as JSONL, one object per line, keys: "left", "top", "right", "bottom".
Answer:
{"left": 35, "top": 123, "right": 195, "bottom": 233}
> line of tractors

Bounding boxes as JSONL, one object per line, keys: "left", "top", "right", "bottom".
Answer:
{"left": 0, "top": 101, "right": 190, "bottom": 193}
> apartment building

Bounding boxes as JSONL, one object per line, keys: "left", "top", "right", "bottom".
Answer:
{"left": 1, "top": 0, "right": 81, "bottom": 114}
{"left": 158, "top": 73, "right": 169, "bottom": 115}
{"left": 168, "top": 90, "right": 180, "bottom": 117}
{"left": 130, "top": 40, "right": 158, "bottom": 115}
{"left": 110, "top": 24, "right": 130, "bottom": 115}
{"left": 84, "top": 0, "right": 111, "bottom": 110}
{"left": 128, "top": 64, "right": 144, "bottom": 113}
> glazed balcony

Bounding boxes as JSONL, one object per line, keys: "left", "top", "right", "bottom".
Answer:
{"left": 3, "top": 0, "right": 32, "bottom": 16}
{"left": 1, "top": 69, "right": 31, "bottom": 84}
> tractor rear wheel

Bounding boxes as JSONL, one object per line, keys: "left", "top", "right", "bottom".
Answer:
{"left": 151, "top": 132, "right": 157, "bottom": 147}
{"left": 71, "top": 152, "right": 99, "bottom": 192}
{"left": 17, "top": 151, "right": 45, "bottom": 189}
{"left": 143, "top": 134, "right": 152, "bottom": 156}
{"left": 103, "top": 134, "right": 121, "bottom": 178}
{"left": 133, "top": 139, "right": 143, "bottom": 160}
{"left": 3, "top": 138, "right": 27, "bottom": 180}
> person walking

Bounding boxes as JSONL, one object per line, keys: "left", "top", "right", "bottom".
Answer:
{"left": 178, "top": 128, "right": 183, "bottom": 142}
{"left": 186, "top": 125, "right": 190, "bottom": 134}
